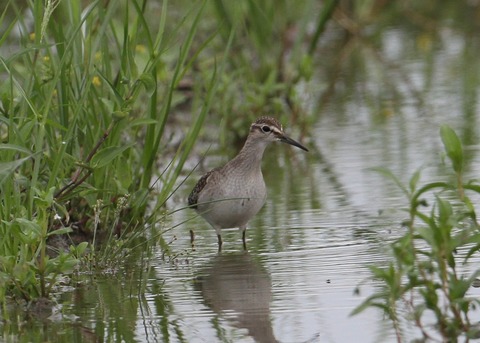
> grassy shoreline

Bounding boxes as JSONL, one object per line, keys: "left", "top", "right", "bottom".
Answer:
{"left": 0, "top": 0, "right": 335, "bottom": 304}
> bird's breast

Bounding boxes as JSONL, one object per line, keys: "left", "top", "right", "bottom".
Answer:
{"left": 196, "top": 170, "right": 267, "bottom": 229}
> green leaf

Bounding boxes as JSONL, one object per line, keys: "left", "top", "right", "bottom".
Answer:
{"left": 440, "top": 125, "right": 463, "bottom": 174}
{"left": 417, "top": 226, "right": 435, "bottom": 246}
{"left": 409, "top": 169, "right": 421, "bottom": 193}
{"left": 464, "top": 184, "right": 480, "bottom": 194}
{"left": 463, "top": 234, "right": 480, "bottom": 261}
{"left": 90, "top": 144, "right": 134, "bottom": 169}
{"left": 0, "top": 156, "right": 32, "bottom": 186}
{"left": 33, "top": 187, "right": 56, "bottom": 207}
{"left": 299, "top": 54, "right": 314, "bottom": 80}
{"left": 436, "top": 197, "right": 453, "bottom": 229}
{"left": 115, "top": 156, "right": 132, "bottom": 191}
{"left": 0, "top": 144, "right": 32, "bottom": 154}
{"left": 350, "top": 293, "right": 386, "bottom": 316}
{"left": 14, "top": 218, "right": 42, "bottom": 242}
{"left": 47, "top": 227, "right": 73, "bottom": 236}
{"left": 449, "top": 277, "right": 471, "bottom": 300}
{"left": 74, "top": 241, "right": 89, "bottom": 255}
{"left": 420, "top": 286, "right": 439, "bottom": 310}
{"left": 128, "top": 118, "right": 158, "bottom": 128}
{"left": 412, "top": 181, "right": 451, "bottom": 206}
{"left": 139, "top": 73, "right": 157, "bottom": 95}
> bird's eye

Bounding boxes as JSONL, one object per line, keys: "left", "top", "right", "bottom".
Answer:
{"left": 261, "top": 125, "right": 271, "bottom": 133}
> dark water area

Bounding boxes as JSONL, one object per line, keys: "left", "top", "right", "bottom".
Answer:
{"left": 3, "top": 6, "right": 480, "bottom": 343}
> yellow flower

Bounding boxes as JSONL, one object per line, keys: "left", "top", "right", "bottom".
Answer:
{"left": 135, "top": 44, "right": 146, "bottom": 54}
{"left": 92, "top": 76, "right": 101, "bottom": 87}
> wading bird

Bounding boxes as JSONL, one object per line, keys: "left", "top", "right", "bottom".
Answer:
{"left": 188, "top": 117, "right": 308, "bottom": 250}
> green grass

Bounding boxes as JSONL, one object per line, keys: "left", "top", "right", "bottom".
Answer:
{"left": 0, "top": 0, "right": 338, "bottom": 305}
{"left": 0, "top": 0, "right": 219, "bottom": 303}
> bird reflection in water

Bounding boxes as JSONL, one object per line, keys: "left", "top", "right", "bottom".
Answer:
{"left": 194, "top": 252, "right": 278, "bottom": 343}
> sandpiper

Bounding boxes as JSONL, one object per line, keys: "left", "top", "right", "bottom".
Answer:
{"left": 188, "top": 116, "right": 308, "bottom": 250}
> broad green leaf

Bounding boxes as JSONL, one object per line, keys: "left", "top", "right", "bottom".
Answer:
{"left": 449, "top": 277, "right": 471, "bottom": 300}
{"left": 139, "top": 73, "right": 157, "bottom": 95}
{"left": 417, "top": 226, "right": 434, "bottom": 246}
{"left": 90, "top": 144, "right": 134, "bottom": 169}
{"left": 440, "top": 125, "right": 463, "bottom": 174}
{"left": 74, "top": 241, "right": 89, "bottom": 255}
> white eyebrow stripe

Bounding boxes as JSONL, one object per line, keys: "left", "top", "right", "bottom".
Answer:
{"left": 272, "top": 127, "right": 282, "bottom": 134}
{"left": 251, "top": 122, "right": 283, "bottom": 134}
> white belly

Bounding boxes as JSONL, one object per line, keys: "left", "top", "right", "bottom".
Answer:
{"left": 196, "top": 174, "right": 266, "bottom": 230}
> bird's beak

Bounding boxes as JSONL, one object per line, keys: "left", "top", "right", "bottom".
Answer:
{"left": 278, "top": 133, "right": 309, "bottom": 152}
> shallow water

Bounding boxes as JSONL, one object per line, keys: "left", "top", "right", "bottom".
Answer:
{"left": 3, "top": 17, "right": 480, "bottom": 343}
{"left": 143, "top": 22, "right": 480, "bottom": 342}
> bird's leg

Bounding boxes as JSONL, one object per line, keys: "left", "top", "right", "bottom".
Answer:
{"left": 217, "top": 234, "right": 223, "bottom": 252}
{"left": 189, "top": 229, "right": 195, "bottom": 251}
{"left": 242, "top": 229, "right": 247, "bottom": 251}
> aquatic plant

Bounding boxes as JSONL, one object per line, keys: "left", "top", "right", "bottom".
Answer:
{"left": 352, "top": 125, "right": 480, "bottom": 342}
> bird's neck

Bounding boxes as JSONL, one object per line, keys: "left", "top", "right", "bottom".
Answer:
{"left": 230, "top": 137, "right": 268, "bottom": 171}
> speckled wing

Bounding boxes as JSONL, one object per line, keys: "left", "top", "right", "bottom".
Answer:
{"left": 188, "top": 168, "right": 218, "bottom": 209}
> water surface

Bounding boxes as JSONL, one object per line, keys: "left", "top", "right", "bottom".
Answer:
{"left": 3, "top": 19, "right": 480, "bottom": 343}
